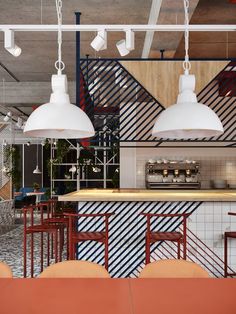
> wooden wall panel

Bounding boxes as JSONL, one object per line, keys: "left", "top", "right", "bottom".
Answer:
{"left": 120, "top": 61, "right": 229, "bottom": 108}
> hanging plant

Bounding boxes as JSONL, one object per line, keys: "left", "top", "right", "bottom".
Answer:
{"left": 46, "top": 139, "right": 70, "bottom": 179}
{"left": 4, "top": 145, "right": 21, "bottom": 191}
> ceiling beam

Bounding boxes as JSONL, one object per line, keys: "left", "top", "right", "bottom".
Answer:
{"left": 0, "top": 25, "right": 236, "bottom": 32}
{"left": 0, "top": 81, "right": 76, "bottom": 104}
{"left": 142, "top": 0, "right": 162, "bottom": 59}
{"left": 0, "top": 62, "right": 19, "bottom": 82}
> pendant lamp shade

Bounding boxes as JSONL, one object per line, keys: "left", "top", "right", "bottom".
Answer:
{"left": 152, "top": 0, "right": 223, "bottom": 140}
{"left": 33, "top": 165, "right": 42, "bottom": 174}
{"left": 23, "top": 1, "right": 94, "bottom": 139}
{"left": 24, "top": 75, "right": 95, "bottom": 139}
{"left": 33, "top": 143, "right": 42, "bottom": 174}
{"left": 152, "top": 74, "right": 224, "bottom": 139}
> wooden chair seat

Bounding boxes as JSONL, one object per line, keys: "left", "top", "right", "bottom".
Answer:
{"left": 26, "top": 224, "right": 63, "bottom": 233}
{"left": 43, "top": 217, "right": 69, "bottom": 225}
{"left": 72, "top": 231, "right": 106, "bottom": 242}
{"left": 150, "top": 231, "right": 183, "bottom": 242}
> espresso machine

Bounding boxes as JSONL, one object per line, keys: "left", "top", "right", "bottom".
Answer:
{"left": 145, "top": 160, "right": 200, "bottom": 189}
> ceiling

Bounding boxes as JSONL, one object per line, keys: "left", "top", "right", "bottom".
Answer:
{"left": 0, "top": 0, "right": 235, "bottom": 122}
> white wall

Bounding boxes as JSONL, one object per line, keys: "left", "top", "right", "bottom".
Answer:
{"left": 120, "top": 147, "right": 236, "bottom": 189}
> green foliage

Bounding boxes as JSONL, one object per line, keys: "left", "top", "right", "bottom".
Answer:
{"left": 4, "top": 145, "right": 21, "bottom": 191}
{"left": 33, "top": 182, "right": 40, "bottom": 190}
{"left": 64, "top": 181, "right": 76, "bottom": 193}
{"left": 46, "top": 139, "right": 70, "bottom": 179}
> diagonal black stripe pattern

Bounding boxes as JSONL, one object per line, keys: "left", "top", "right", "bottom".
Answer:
{"left": 75, "top": 200, "right": 202, "bottom": 277}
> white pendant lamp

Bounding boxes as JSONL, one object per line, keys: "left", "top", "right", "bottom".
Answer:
{"left": 23, "top": 0, "right": 95, "bottom": 139}
{"left": 152, "top": 0, "right": 224, "bottom": 139}
{"left": 33, "top": 165, "right": 42, "bottom": 174}
{"left": 33, "top": 144, "right": 42, "bottom": 174}
{"left": 69, "top": 165, "right": 77, "bottom": 173}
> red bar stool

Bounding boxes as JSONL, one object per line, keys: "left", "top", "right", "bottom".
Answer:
{"left": 224, "top": 212, "right": 236, "bottom": 277}
{"left": 40, "top": 199, "right": 70, "bottom": 259}
{"left": 40, "top": 199, "right": 75, "bottom": 259}
{"left": 141, "top": 213, "right": 189, "bottom": 264}
{"left": 23, "top": 204, "right": 64, "bottom": 278}
{"left": 65, "top": 213, "right": 114, "bottom": 270}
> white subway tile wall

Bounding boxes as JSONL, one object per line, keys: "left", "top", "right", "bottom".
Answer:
{"left": 136, "top": 155, "right": 236, "bottom": 189}
{"left": 149, "top": 202, "right": 236, "bottom": 277}
{"left": 135, "top": 152, "right": 236, "bottom": 276}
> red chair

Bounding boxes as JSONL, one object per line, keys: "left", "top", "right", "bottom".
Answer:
{"left": 142, "top": 213, "right": 189, "bottom": 264}
{"left": 224, "top": 212, "right": 236, "bottom": 278}
{"left": 65, "top": 213, "right": 114, "bottom": 270}
{"left": 23, "top": 204, "right": 64, "bottom": 278}
{"left": 39, "top": 199, "right": 71, "bottom": 259}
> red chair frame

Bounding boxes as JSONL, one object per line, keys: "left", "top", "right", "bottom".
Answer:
{"left": 39, "top": 199, "right": 71, "bottom": 259}
{"left": 23, "top": 204, "right": 64, "bottom": 278}
{"left": 224, "top": 212, "right": 236, "bottom": 277}
{"left": 65, "top": 213, "right": 114, "bottom": 270}
{"left": 141, "top": 212, "right": 189, "bottom": 264}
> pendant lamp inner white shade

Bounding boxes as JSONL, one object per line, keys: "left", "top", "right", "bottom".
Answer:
{"left": 23, "top": 74, "right": 95, "bottom": 139}
{"left": 152, "top": 74, "right": 224, "bottom": 139}
{"left": 33, "top": 165, "right": 42, "bottom": 174}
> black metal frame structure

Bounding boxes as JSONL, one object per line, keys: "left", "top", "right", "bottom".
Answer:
{"left": 78, "top": 57, "right": 236, "bottom": 148}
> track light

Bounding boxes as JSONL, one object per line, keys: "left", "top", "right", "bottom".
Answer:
{"left": 3, "top": 112, "right": 12, "bottom": 122}
{"left": 3, "top": 140, "right": 8, "bottom": 146}
{"left": 21, "top": 122, "right": 26, "bottom": 130}
{"left": 4, "top": 29, "right": 22, "bottom": 57}
{"left": 116, "top": 30, "right": 134, "bottom": 56}
{"left": 16, "top": 117, "right": 23, "bottom": 129}
{"left": 2, "top": 166, "right": 9, "bottom": 173}
{"left": 90, "top": 30, "right": 107, "bottom": 51}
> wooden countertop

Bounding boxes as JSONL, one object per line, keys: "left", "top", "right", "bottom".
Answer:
{"left": 58, "top": 189, "right": 236, "bottom": 202}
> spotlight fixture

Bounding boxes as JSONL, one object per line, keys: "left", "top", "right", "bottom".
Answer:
{"left": 4, "top": 29, "right": 22, "bottom": 57}
{"left": 90, "top": 30, "right": 107, "bottom": 51}
{"left": 116, "top": 29, "right": 134, "bottom": 56}
{"left": 2, "top": 140, "right": 8, "bottom": 146}
{"left": 21, "top": 122, "right": 26, "bottom": 130}
{"left": 2, "top": 166, "right": 9, "bottom": 173}
{"left": 3, "top": 111, "right": 12, "bottom": 122}
{"left": 26, "top": 141, "right": 31, "bottom": 146}
{"left": 16, "top": 117, "right": 23, "bottom": 129}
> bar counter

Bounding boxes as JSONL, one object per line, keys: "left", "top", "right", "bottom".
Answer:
{"left": 59, "top": 189, "right": 236, "bottom": 278}
{"left": 59, "top": 189, "right": 236, "bottom": 202}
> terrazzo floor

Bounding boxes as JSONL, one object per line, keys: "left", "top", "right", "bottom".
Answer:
{"left": 0, "top": 217, "right": 67, "bottom": 277}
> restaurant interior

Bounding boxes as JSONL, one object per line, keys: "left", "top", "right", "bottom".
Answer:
{"left": 1, "top": 0, "right": 236, "bottom": 313}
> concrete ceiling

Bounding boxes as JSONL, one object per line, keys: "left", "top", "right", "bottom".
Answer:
{"left": 0, "top": 0, "right": 235, "bottom": 122}
{"left": 175, "top": 0, "right": 236, "bottom": 58}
